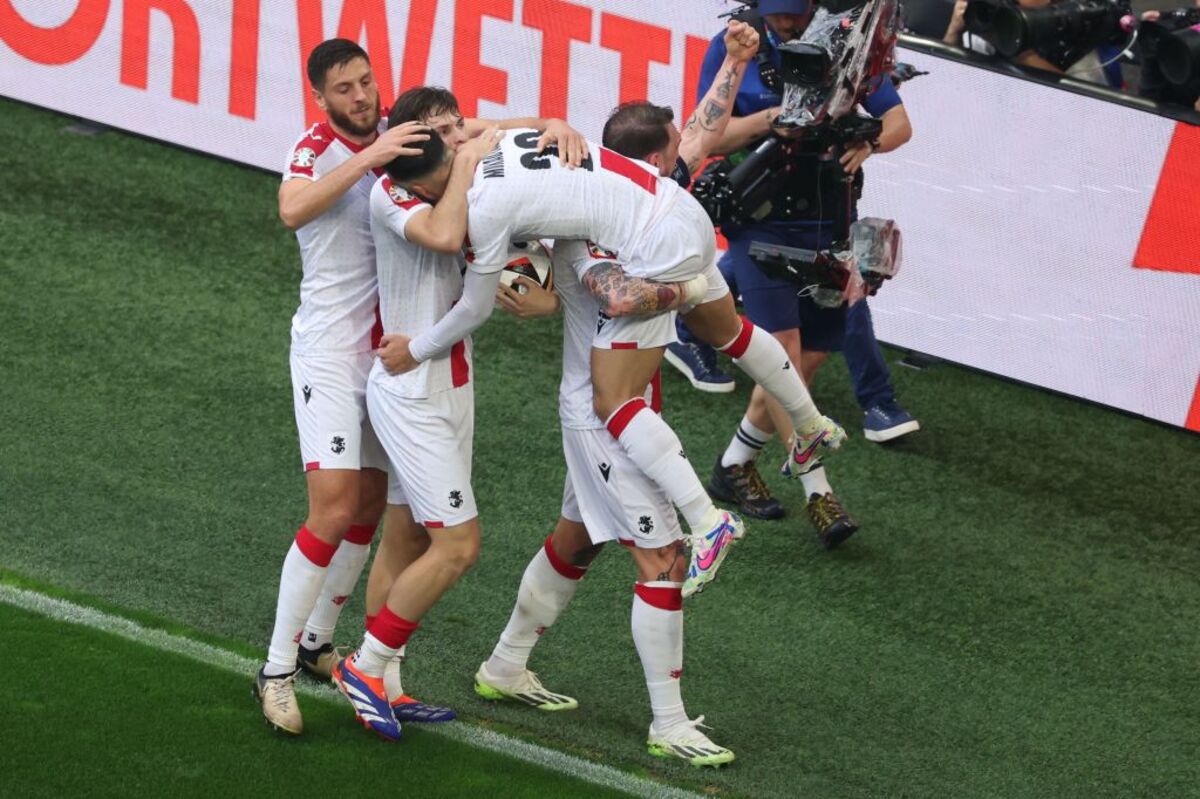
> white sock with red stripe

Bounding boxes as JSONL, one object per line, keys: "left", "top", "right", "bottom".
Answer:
{"left": 487, "top": 535, "right": 586, "bottom": 679}
{"left": 264, "top": 525, "right": 338, "bottom": 677}
{"left": 365, "top": 613, "right": 408, "bottom": 698}
{"left": 353, "top": 606, "right": 419, "bottom": 678}
{"left": 301, "top": 523, "right": 376, "bottom": 650}
{"left": 719, "top": 317, "right": 822, "bottom": 433}
{"left": 606, "top": 398, "right": 719, "bottom": 531}
{"left": 632, "top": 581, "right": 688, "bottom": 733}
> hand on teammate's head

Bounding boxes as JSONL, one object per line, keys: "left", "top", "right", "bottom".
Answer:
{"left": 363, "top": 121, "right": 430, "bottom": 169}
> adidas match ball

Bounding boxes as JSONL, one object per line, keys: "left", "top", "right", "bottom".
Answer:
{"left": 501, "top": 240, "right": 552, "bottom": 294}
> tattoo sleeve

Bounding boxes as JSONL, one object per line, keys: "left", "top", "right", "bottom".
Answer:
{"left": 582, "top": 262, "right": 680, "bottom": 318}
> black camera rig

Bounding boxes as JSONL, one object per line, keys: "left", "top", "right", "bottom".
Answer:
{"left": 692, "top": 0, "right": 906, "bottom": 301}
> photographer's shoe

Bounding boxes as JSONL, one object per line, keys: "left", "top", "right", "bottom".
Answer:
{"left": 708, "top": 456, "right": 784, "bottom": 520}
{"left": 863, "top": 401, "right": 919, "bottom": 443}
{"left": 665, "top": 342, "right": 735, "bottom": 394}
{"left": 806, "top": 492, "right": 859, "bottom": 550}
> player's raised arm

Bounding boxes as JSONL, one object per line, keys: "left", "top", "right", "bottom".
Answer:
{"left": 677, "top": 20, "right": 759, "bottom": 174}
{"left": 279, "top": 121, "right": 429, "bottom": 230}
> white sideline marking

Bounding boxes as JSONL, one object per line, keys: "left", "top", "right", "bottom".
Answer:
{"left": 0, "top": 584, "right": 703, "bottom": 799}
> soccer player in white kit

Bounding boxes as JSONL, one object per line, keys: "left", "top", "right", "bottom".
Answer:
{"left": 472, "top": 238, "right": 738, "bottom": 765}
{"left": 330, "top": 88, "right": 588, "bottom": 741}
{"left": 379, "top": 119, "right": 845, "bottom": 598}
{"left": 254, "top": 39, "right": 434, "bottom": 735}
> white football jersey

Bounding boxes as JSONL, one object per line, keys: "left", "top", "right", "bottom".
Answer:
{"left": 282, "top": 121, "right": 384, "bottom": 354}
{"left": 465, "top": 129, "right": 685, "bottom": 272}
{"left": 369, "top": 176, "right": 472, "bottom": 399}
{"left": 553, "top": 240, "right": 659, "bottom": 430}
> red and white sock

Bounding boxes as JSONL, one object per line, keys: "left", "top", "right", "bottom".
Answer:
{"left": 632, "top": 581, "right": 689, "bottom": 733}
{"left": 487, "top": 535, "right": 586, "bottom": 679}
{"left": 353, "top": 606, "right": 419, "bottom": 678}
{"left": 720, "top": 317, "right": 821, "bottom": 432}
{"left": 301, "top": 523, "right": 376, "bottom": 650}
{"left": 264, "top": 525, "right": 338, "bottom": 676}
{"left": 606, "top": 398, "right": 717, "bottom": 530}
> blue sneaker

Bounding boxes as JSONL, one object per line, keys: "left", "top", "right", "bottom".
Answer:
{"left": 391, "top": 694, "right": 457, "bottom": 723}
{"left": 332, "top": 656, "right": 402, "bottom": 741}
{"left": 863, "top": 401, "right": 920, "bottom": 443}
{"left": 664, "top": 342, "right": 735, "bottom": 394}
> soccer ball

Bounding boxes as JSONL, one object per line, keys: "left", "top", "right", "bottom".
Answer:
{"left": 501, "top": 240, "right": 552, "bottom": 294}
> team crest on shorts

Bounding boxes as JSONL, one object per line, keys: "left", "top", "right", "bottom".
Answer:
{"left": 449, "top": 490, "right": 463, "bottom": 509}
{"left": 292, "top": 147, "right": 316, "bottom": 168}
{"left": 638, "top": 516, "right": 654, "bottom": 535}
{"left": 330, "top": 435, "right": 346, "bottom": 455}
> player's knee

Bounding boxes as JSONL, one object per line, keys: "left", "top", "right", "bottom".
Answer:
{"left": 439, "top": 532, "right": 481, "bottom": 576}
{"left": 305, "top": 507, "right": 356, "bottom": 542}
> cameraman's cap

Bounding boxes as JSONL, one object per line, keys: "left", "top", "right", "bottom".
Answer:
{"left": 757, "top": 0, "right": 812, "bottom": 14}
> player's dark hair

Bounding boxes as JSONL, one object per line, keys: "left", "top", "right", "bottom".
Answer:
{"left": 384, "top": 130, "right": 448, "bottom": 184}
{"left": 390, "top": 86, "right": 461, "bottom": 127}
{"left": 602, "top": 102, "right": 675, "bottom": 160}
{"left": 306, "top": 39, "right": 370, "bottom": 89}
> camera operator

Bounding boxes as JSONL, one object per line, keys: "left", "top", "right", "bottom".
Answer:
{"left": 1138, "top": 3, "right": 1200, "bottom": 111}
{"left": 949, "top": 0, "right": 1126, "bottom": 87}
{"left": 697, "top": 0, "right": 915, "bottom": 548}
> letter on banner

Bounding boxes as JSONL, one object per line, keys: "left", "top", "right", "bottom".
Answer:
{"left": 453, "top": 0, "right": 513, "bottom": 117}
{"left": 0, "top": 0, "right": 111, "bottom": 65}
{"left": 522, "top": 0, "right": 592, "bottom": 119}
{"left": 121, "top": 0, "right": 201, "bottom": 103}
{"left": 600, "top": 12, "right": 671, "bottom": 105}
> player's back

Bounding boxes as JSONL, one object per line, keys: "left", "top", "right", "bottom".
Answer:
{"left": 465, "top": 130, "right": 684, "bottom": 269}
{"left": 369, "top": 176, "right": 470, "bottom": 399}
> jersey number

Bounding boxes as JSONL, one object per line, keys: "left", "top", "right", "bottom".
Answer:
{"left": 513, "top": 131, "right": 655, "bottom": 194}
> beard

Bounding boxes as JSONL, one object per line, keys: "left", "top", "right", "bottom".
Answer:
{"left": 328, "top": 98, "right": 381, "bottom": 137}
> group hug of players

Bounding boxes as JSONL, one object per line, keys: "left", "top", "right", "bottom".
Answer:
{"left": 254, "top": 23, "right": 855, "bottom": 767}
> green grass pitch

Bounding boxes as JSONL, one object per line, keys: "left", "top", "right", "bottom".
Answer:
{"left": 1, "top": 98, "right": 1198, "bottom": 798}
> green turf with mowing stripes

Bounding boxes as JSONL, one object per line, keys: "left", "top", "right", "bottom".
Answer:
{"left": 1, "top": 98, "right": 1198, "bottom": 798}
{"left": 0, "top": 601, "right": 629, "bottom": 798}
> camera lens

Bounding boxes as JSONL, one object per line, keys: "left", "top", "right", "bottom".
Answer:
{"left": 1158, "top": 27, "right": 1200, "bottom": 85}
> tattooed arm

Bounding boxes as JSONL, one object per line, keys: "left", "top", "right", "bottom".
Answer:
{"left": 677, "top": 20, "right": 759, "bottom": 176}
{"left": 582, "top": 262, "right": 707, "bottom": 318}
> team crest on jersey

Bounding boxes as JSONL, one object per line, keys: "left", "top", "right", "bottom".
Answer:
{"left": 587, "top": 240, "right": 617, "bottom": 260}
{"left": 292, "top": 147, "right": 316, "bottom": 168}
{"left": 387, "top": 182, "right": 412, "bottom": 204}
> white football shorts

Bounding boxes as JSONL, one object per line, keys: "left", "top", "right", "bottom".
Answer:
{"left": 290, "top": 350, "right": 388, "bottom": 473}
{"left": 559, "top": 426, "right": 684, "bottom": 550}
{"left": 367, "top": 372, "right": 477, "bottom": 530}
